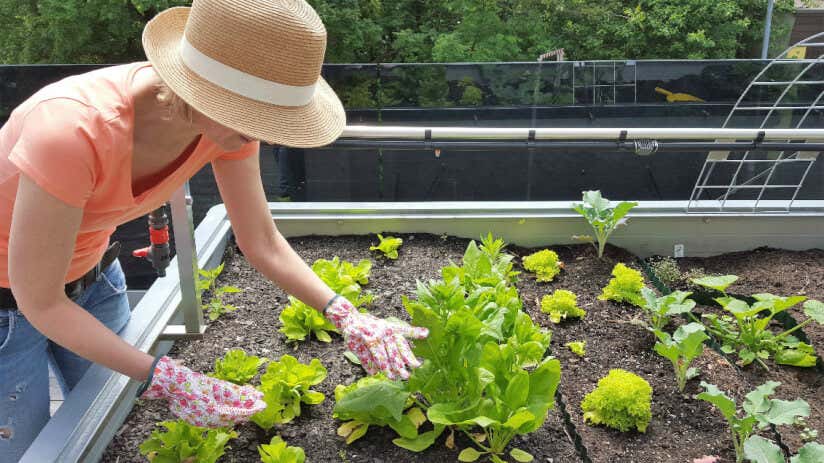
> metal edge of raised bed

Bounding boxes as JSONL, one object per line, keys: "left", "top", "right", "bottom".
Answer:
{"left": 19, "top": 207, "right": 232, "bottom": 463}
{"left": 266, "top": 200, "right": 824, "bottom": 258}
{"left": 22, "top": 199, "right": 824, "bottom": 462}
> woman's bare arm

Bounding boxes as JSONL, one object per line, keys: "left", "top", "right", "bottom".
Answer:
{"left": 8, "top": 174, "right": 154, "bottom": 380}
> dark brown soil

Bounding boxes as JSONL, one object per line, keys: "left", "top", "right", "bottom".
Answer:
{"left": 510, "top": 244, "right": 746, "bottom": 463}
{"left": 102, "top": 234, "right": 580, "bottom": 463}
{"left": 657, "top": 247, "right": 824, "bottom": 455}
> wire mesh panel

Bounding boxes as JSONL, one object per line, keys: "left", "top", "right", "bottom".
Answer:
{"left": 687, "top": 33, "right": 824, "bottom": 213}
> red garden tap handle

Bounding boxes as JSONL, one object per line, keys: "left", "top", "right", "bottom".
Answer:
{"left": 133, "top": 247, "right": 150, "bottom": 258}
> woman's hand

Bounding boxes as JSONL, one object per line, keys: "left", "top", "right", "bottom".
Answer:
{"left": 324, "top": 295, "right": 429, "bottom": 380}
{"left": 140, "top": 356, "right": 266, "bottom": 427}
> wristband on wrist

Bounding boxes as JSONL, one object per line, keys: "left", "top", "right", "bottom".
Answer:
{"left": 322, "top": 294, "right": 341, "bottom": 315}
{"left": 135, "top": 354, "right": 164, "bottom": 397}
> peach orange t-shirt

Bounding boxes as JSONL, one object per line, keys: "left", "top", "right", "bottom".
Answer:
{"left": 0, "top": 62, "right": 259, "bottom": 287}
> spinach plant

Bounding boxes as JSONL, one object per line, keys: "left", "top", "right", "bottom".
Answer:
{"left": 258, "top": 436, "right": 306, "bottom": 463}
{"left": 210, "top": 349, "right": 268, "bottom": 385}
{"left": 139, "top": 420, "right": 237, "bottom": 463}
{"left": 370, "top": 234, "right": 403, "bottom": 259}
{"left": 334, "top": 236, "right": 559, "bottom": 463}
{"left": 697, "top": 381, "right": 810, "bottom": 463}
{"left": 251, "top": 355, "right": 327, "bottom": 431}
{"left": 572, "top": 190, "right": 638, "bottom": 258}
{"left": 279, "top": 257, "right": 373, "bottom": 342}
{"left": 652, "top": 322, "right": 708, "bottom": 392}
{"left": 197, "top": 263, "right": 242, "bottom": 321}
{"left": 693, "top": 276, "right": 823, "bottom": 369}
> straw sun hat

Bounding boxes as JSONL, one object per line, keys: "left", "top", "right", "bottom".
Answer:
{"left": 142, "top": 0, "right": 346, "bottom": 147}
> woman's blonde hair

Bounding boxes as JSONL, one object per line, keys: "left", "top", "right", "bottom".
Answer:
{"left": 154, "top": 82, "right": 194, "bottom": 123}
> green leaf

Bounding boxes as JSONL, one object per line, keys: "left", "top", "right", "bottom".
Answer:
{"left": 343, "top": 351, "right": 362, "bottom": 365}
{"left": 696, "top": 382, "right": 737, "bottom": 420}
{"left": 803, "top": 300, "right": 824, "bottom": 324}
{"left": 392, "top": 425, "right": 445, "bottom": 452}
{"left": 692, "top": 275, "right": 738, "bottom": 292}
{"left": 743, "top": 435, "right": 784, "bottom": 463}
{"left": 458, "top": 447, "right": 484, "bottom": 462}
{"left": 774, "top": 348, "right": 818, "bottom": 367}
{"left": 764, "top": 399, "right": 810, "bottom": 426}
{"left": 791, "top": 442, "right": 824, "bottom": 463}
{"left": 510, "top": 448, "right": 534, "bottom": 462}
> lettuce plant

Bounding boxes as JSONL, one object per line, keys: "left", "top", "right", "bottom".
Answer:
{"left": 639, "top": 287, "right": 696, "bottom": 332}
{"left": 697, "top": 381, "right": 810, "bottom": 463}
{"left": 565, "top": 341, "right": 586, "bottom": 357}
{"left": 334, "top": 236, "right": 558, "bottom": 462}
{"left": 652, "top": 323, "right": 708, "bottom": 392}
{"left": 581, "top": 369, "right": 652, "bottom": 433}
{"left": 370, "top": 234, "right": 403, "bottom": 259}
{"left": 744, "top": 436, "right": 824, "bottom": 463}
{"left": 258, "top": 436, "right": 306, "bottom": 463}
{"left": 210, "top": 349, "right": 268, "bottom": 385}
{"left": 522, "top": 249, "right": 563, "bottom": 282}
{"left": 279, "top": 257, "right": 373, "bottom": 342}
{"left": 572, "top": 190, "right": 638, "bottom": 258}
{"left": 693, "top": 276, "right": 823, "bottom": 368}
{"left": 139, "top": 420, "right": 237, "bottom": 463}
{"left": 541, "top": 289, "right": 586, "bottom": 324}
{"left": 598, "top": 263, "right": 646, "bottom": 307}
{"left": 251, "top": 355, "right": 327, "bottom": 430}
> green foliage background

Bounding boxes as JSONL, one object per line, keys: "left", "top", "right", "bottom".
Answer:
{"left": 0, "top": 0, "right": 797, "bottom": 64}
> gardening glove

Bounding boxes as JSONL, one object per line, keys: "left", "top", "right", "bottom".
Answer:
{"left": 137, "top": 356, "right": 266, "bottom": 428}
{"left": 324, "top": 294, "right": 428, "bottom": 380}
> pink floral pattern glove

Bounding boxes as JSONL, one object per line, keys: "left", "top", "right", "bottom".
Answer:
{"left": 140, "top": 356, "right": 266, "bottom": 428}
{"left": 324, "top": 295, "right": 428, "bottom": 380}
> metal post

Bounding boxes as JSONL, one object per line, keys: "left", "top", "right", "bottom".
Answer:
{"left": 168, "top": 182, "right": 204, "bottom": 336}
{"left": 762, "top": 0, "right": 775, "bottom": 59}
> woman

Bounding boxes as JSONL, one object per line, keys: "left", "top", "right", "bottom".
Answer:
{"left": 0, "top": 0, "right": 427, "bottom": 459}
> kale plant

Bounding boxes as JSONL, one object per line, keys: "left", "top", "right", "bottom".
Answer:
{"left": 572, "top": 190, "right": 638, "bottom": 259}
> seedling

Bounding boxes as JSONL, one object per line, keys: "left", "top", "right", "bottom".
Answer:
{"left": 210, "top": 349, "right": 268, "bottom": 385}
{"left": 541, "top": 290, "right": 586, "bottom": 324}
{"left": 258, "top": 436, "right": 306, "bottom": 463}
{"left": 696, "top": 381, "right": 810, "bottom": 463}
{"left": 522, "top": 249, "right": 563, "bottom": 282}
{"left": 197, "top": 262, "right": 242, "bottom": 321}
{"left": 370, "top": 234, "right": 403, "bottom": 259}
{"left": 572, "top": 190, "right": 638, "bottom": 259}
{"left": 599, "top": 263, "right": 646, "bottom": 307}
{"left": 693, "top": 276, "right": 823, "bottom": 369}
{"left": 652, "top": 323, "right": 708, "bottom": 392}
{"left": 139, "top": 420, "right": 237, "bottom": 463}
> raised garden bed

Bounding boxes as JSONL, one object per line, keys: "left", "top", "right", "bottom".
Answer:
{"left": 102, "top": 234, "right": 823, "bottom": 463}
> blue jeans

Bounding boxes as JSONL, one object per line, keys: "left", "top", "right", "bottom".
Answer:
{"left": 0, "top": 259, "right": 130, "bottom": 462}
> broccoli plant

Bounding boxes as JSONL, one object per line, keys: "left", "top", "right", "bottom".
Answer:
{"left": 258, "top": 436, "right": 306, "bottom": 463}
{"left": 209, "top": 349, "right": 268, "bottom": 385}
{"left": 197, "top": 263, "right": 242, "bottom": 321}
{"left": 743, "top": 436, "right": 824, "bottom": 463}
{"left": 279, "top": 257, "right": 374, "bottom": 342}
{"left": 139, "top": 420, "right": 237, "bottom": 463}
{"left": 572, "top": 190, "right": 638, "bottom": 259}
{"left": 598, "top": 263, "right": 646, "bottom": 307}
{"left": 541, "top": 289, "right": 586, "bottom": 324}
{"left": 581, "top": 369, "right": 652, "bottom": 433}
{"left": 638, "top": 287, "right": 696, "bottom": 332}
{"left": 251, "top": 355, "right": 327, "bottom": 431}
{"left": 697, "top": 381, "right": 810, "bottom": 463}
{"left": 522, "top": 249, "right": 563, "bottom": 282}
{"left": 693, "top": 276, "right": 824, "bottom": 369}
{"left": 565, "top": 341, "right": 586, "bottom": 357}
{"left": 370, "top": 234, "right": 403, "bottom": 259}
{"left": 652, "top": 323, "right": 709, "bottom": 392}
